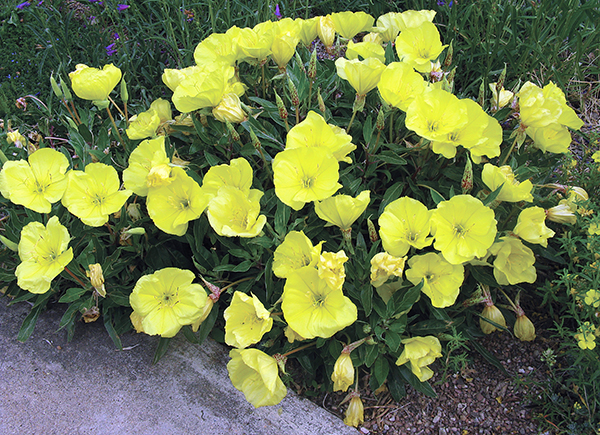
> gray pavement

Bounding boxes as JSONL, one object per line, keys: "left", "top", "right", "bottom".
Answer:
{"left": 0, "top": 299, "right": 358, "bottom": 435}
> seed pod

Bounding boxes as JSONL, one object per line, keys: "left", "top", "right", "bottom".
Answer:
{"left": 274, "top": 90, "right": 288, "bottom": 120}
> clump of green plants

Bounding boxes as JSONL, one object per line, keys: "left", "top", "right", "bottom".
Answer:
{"left": 0, "top": 6, "right": 594, "bottom": 430}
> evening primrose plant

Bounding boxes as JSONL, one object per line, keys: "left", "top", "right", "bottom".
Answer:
{"left": 0, "top": 7, "right": 590, "bottom": 428}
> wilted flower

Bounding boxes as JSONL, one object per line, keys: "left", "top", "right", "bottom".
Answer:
{"left": 332, "top": 349, "right": 354, "bottom": 392}
{"left": 0, "top": 148, "right": 69, "bottom": 213}
{"left": 87, "top": 263, "right": 106, "bottom": 297}
{"left": 343, "top": 392, "right": 364, "bottom": 427}
{"left": 6, "top": 130, "right": 26, "bottom": 147}
{"left": 370, "top": 252, "right": 406, "bottom": 288}
{"left": 62, "top": 163, "right": 132, "bottom": 227}
{"left": 212, "top": 93, "right": 247, "bottom": 123}
{"left": 514, "top": 314, "right": 536, "bottom": 341}
{"left": 405, "top": 252, "right": 464, "bottom": 308}
{"left": 480, "top": 304, "right": 506, "bottom": 334}
{"left": 227, "top": 348, "right": 287, "bottom": 408}
{"left": 282, "top": 266, "right": 357, "bottom": 339}
{"left": 273, "top": 231, "right": 323, "bottom": 279}
{"left": 15, "top": 216, "right": 73, "bottom": 294}
{"left": 224, "top": 292, "right": 273, "bottom": 348}
{"left": 317, "top": 250, "right": 348, "bottom": 290}
{"left": 395, "top": 336, "right": 442, "bottom": 382}
{"left": 512, "top": 207, "right": 555, "bottom": 247}
{"left": 489, "top": 82, "right": 514, "bottom": 109}
{"left": 431, "top": 195, "right": 497, "bottom": 264}
{"left": 481, "top": 164, "right": 533, "bottom": 203}
{"left": 129, "top": 268, "right": 208, "bottom": 338}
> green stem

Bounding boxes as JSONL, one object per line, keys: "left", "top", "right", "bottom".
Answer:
{"left": 389, "top": 111, "right": 394, "bottom": 144}
{"left": 500, "top": 136, "right": 518, "bottom": 166}
{"left": 64, "top": 266, "right": 87, "bottom": 288}
{"left": 106, "top": 107, "right": 125, "bottom": 148}
{"left": 281, "top": 342, "right": 316, "bottom": 357}
{"left": 347, "top": 111, "right": 357, "bottom": 131}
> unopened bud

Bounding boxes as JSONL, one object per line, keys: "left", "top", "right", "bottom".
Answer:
{"left": 288, "top": 78, "right": 300, "bottom": 108}
{"left": 367, "top": 217, "right": 379, "bottom": 242}
{"left": 273, "top": 353, "right": 288, "bottom": 375}
{"left": 480, "top": 304, "right": 506, "bottom": 334}
{"left": 461, "top": 155, "right": 473, "bottom": 194}
{"left": 226, "top": 121, "right": 240, "bottom": 142}
{"left": 477, "top": 80, "right": 485, "bottom": 107}
{"left": 60, "top": 79, "right": 73, "bottom": 101}
{"left": 120, "top": 74, "right": 129, "bottom": 103}
{"left": 123, "top": 227, "right": 146, "bottom": 236}
{"left": 295, "top": 52, "right": 306, "bottom": 74}
{"left": 497, "top": 64, "right": 507, "bottom": 92}
{"left": 317, "top": 87, "right": 326, "bottom": 113}
{"left": 308, "top": 48, "right": 317, "bottom": 80}
{"left": 249, "top": 127, "right": 261, "bottom": 149}
{"left": 443, "top": 40, "right": 453, "bottom": 68}
{"left": 0, "top": 235, "right": 18, "bottom": 252}
{"left": 274, "top": 90, "right": 288, "bottom": 120}
{"left": 50, "top": 74, "right": 63, "bottom": 99}
{"left": 362, "top": 324, "right": 372, "bottom": 334}
{"left": 376, "top": 107, "right": 385, "bottom": 131}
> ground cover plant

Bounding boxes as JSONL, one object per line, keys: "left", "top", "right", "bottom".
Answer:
{"left": 1, "top": 0, "right": 600, "bottom": 433}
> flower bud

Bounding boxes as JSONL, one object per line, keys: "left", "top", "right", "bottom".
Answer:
{"left": 249, "top": 127, "right": 261, "bottom": 149}
{"left": 0, "top": 235, "right": 18, "bottom": 252}
{"left": 477, "top": 79, "right": 485, "bottom": 107}
{"left": 497, "top": 64, "right": 507, "bottom": 92}
{"left": 86, "top": 263, "right": 106, "bottom": 297}
{"left": 225, "top": 121, "right": 241, "bottom": 142}
{"left": 287, "top": 78, "right": 300, "bottom": 108}
{"left": 376, "top": 107, "right": 385, "bottom": 132}
{"left": 367, "top": 216, "right": 379, "bottom": 242}
{"left": 443, "top": 40, "right": 453, "bottom": 68}
{"left": 50, "top": 74, "right": 63, "bottom": 99}
{"left": 60, "top": 79, "right": 73, "bottom": 101}
{"left": 127, "top": 203, "right": 143, "bottom": 221}
{"left": 274, "top": 90, "right": 288, "bottom": 120}
{"left": 308, "top": 48, "right": 317, "bottom": 81}
{"left": 546, "top": 203, "right": 577, "bottom": 224}
{"left": 514, "top": 314, "right": 536, "bottom": 341}
{"left": 461, "top": 155, "right": 473, "bottom": 194}
{"left": 294, "top": 52, "right": 306, "bottom": 74}
{"left": 343, "top": 393, "right": 364, "bottom": 427}
{"left": 120, "top": 74, "right": 129, "bottom": 103}
{"left": 480, "top": 304, "right": 506, "bottom": 334}
{"left": 332, "top": 349, "right": 354, "bottom": 392}
{"left": 317, "top": 87, "right": 326, "bottom": 113}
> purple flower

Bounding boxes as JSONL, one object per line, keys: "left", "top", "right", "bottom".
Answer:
{"left": 117, "top": 4, "right": 129, "bottom": 11}
{"left": 16, "top": 1, "right": 31, "bottom": 9}
{"left": 105, "top": 43, "right": 117, "bottom": 56}
{"left": 113, "top": 32, "right": 120, "bottom": 40}
{"left": 275, "top": 4, "right": 281, "bottom": 19}
{"left": 38, "top": 0, "right": 44, "bottom": 5}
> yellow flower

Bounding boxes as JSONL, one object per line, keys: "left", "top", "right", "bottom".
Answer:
{"left": 584, "top": 290, "right": 600, "bottom": 308}
{"left": 344, "top": 393, "right": 364, "bottom": 427}
{"left": 405, "top": 252, "right": 464, "bottom": 308}
{"left": 372, "top": 12, "right": 402, "bottom": 42}
{"left": 526, "top": 125, "right": 573, "bottom": 154}
{"left": 395, "top": 336, "right": 442, "bottom": 382}
{"left": 202, "top": 157, "right": 254, "bottom": 198}
{"left": 592, "top": 150, "right": 600, "bottom": 163}
{"left": 378, "top": 62, "right": 426, "bottom": 112}
{"left": 0, "top": 148, "right": 69, "bottom": 213}
{"left": 147, "top": 167, "right": 209, "bottom": 236}
{"left": 575, "top": 322, "right": 597, "bottom": 350}
{"left": 346, "top": 41, "right": 385, "bottom": 63}
{"left": 271, "top": 18, "right": 301, "bottom": 69}
{"left": 395, "top": 21, "right": 446, "bottom": 73}
{"left": 317, "top": 15, "right": 336, "bottom": 48}
{"left": 284, "top": 325, "right": 306, "bottom": 343}
{"left": 193, "top": 31, "right": 241, "bottom": 68}
{"left": 224, "top": 291, "right": 273, "bottom": 348}
{"left": 489, "top": 83, "right": 514, "bottom": 109}
{"left": 207, "top": 186, "right": 266, "bottom": 238}
{"left": 126, "top": 98, "right": 173, "bottom": 140}
{"left": 330, "top": 11, "right": 374, "bottom": 40}
{"left": 513, "top": 207, "right": 555, "bottom": 247}
{"left": 129, "top": 268, "right": 208, "bottom": 338}
{"left": 396, "top": 10, "right": 436, "bottom": 31}
{"left": 273, "top": 230, "right": 323, "bottom": 279}
{"left": 518, "top": 81, "right": 583, "bottom": 130}
{"left": 405, "top": 88, "right": 469, "bottom": 142}
{"left": 62, "top": 163, "right": 132, "bottom": 227}
{"left": 370, "top": 252, "right": 406, "bottom": 288}
{"left": 86, "top": 263, "right": 106, "bottom": 297}
{"left": 273, "top": 147, "right": 341, "bottom": 211}
{"left": 15, "top": 216, "right": 73, "bottom": 294}
{"left": 489, "top": 237, "right": 537, "bottom": 285}
{"left": 480, "top": 304, "right": 506, "bottom": 334}
{"left": 379, "top": 196, "right": 433, "bottom": 257}
{"left": 332, "top": 349, "right": 354, "bottom": 392}
{"left": 335, "top": 57, "right": 385, "bottom": 96}
{"left": 589, "top": 224, "right": 600, "bottom": 236}
{"left": 212, "top": 93, "right": 247, "bottom": 123}
{"left": 514, "top": 314, "right": 536, "bottom": 341}
{"left": 317, "top": 250, "right": 348, "bottom": 290}
{"left": 282, "top": 266, "right": 357, "bottom": 339}
{"left": 314, "top": 190, "right": 370, "bottom": 231}
{"left": 431, "top": 195, "right": 497, "bottom": 265}
{"left": 227, "top": 348, "right": 287, "bottom": 408}
{"left": 295, "top": 17, "right": 319, "bottom": 46}
{"left": 285, "top": 111, "right": 356, "bottom": 163}
{"left": 69, "top": 63, "right": 122, "bottom": 103}
{"left": 123, "top": 136, "right": 171, "bottom": 196}
{"left": 482, "top": 164, "right": 534, "bottom": 203}
{"left": 464, "top": 115, "right": 503, "bottom": 163}
{"left": 236, "top": 23, "right": 275, "bottom": 64}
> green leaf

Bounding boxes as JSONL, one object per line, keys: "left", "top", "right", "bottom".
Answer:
{"left": 361, "top": 285, "right": 373, "bottom": 316}
{"left": 364, "top": 344, "right": 379, "bottom": 368}
{"left": 182, "top": 302, "right": 219, "bottom": 345}
{"left": 388, "top": 366, "right": 407, "bottom": 401}
{"left": 378, "top": 182, "right": 404, "bottom": 215}
{"left": 483, "top": 183, "right": 504, "bottom": 206}
{"left": 152, "top": 337, "right": 171, "bottom": 364}
{"left": 104, "top": 315, "right": 123, "bottom": 350}
{"left": 389, "top": 281, "right": 423, "bottom": 317}
{"left": 274, "top": 201, "right": 291, "bottom": 237}
{"left": 377, "top": 151, "right": 407, "bottom": 166}
{"left": 363, "top": 115, "right": 373, "bottom": 145}
{"left": 204, "top": 150, "right": 221, "bottom": 167}
{"left": 371, "top": 356, "right": 390, "bottom": 390}
{"left": 385, "top": 330, "right": 402, "bottom": 352}
{"left": 398, "top": 364, "right": 437, "bottom": 398}
{"left": 58, "top": 287, "right": 88, "bottom": 303}
{"left": 17, "top": 303, "right": 44, "bottom": 342}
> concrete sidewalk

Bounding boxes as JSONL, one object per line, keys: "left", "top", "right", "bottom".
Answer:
{"left": 0, "top": 300, "right": 358, "bottom": 435}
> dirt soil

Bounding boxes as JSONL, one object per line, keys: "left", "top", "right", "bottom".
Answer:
{"left": 319, "top": 321, "right": 557, "bottom": 435}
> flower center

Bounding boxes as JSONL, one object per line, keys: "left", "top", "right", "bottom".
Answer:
{"left": 161, "top": 290, "right": 178, "bottom": 308}
{"left": 427, "top": 120, "right": 439, "bottom": 133}
{"left": 92, "top": 195, "right": 105, "bottom": 206}
{"left": 302, "top": 176, "right": 315, "bottom": 189}
{"left": 453, "top": 224, "right": 466, "bottom": 237}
